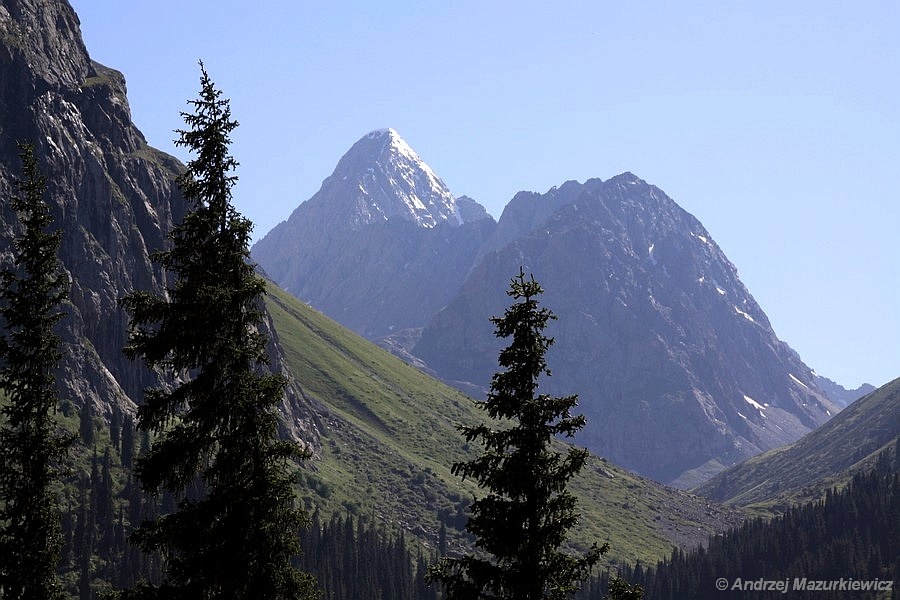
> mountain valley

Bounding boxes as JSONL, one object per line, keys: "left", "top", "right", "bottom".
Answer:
{"left": 0, "top": 1, "right": 895, "bottom": 597}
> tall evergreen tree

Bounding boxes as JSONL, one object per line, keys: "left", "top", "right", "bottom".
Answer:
{"left": 0, "top": 141, "right": 70, "bottom": 599}
{"left": 121, "top": 415, "right": 135, "bottom": 470}
{"left": 79, "top": 399, "right": 95, "bottom": 448}
{"left": 120, "top": 64, "right": 318, "bottom": 599}
{"left": 429, "top": 268, "right": 605, "bottom": 599}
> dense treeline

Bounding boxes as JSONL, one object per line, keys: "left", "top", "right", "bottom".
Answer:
{"left": 55, "top": 410, "right": 163, "bottom": 597}
{"left": 52, "top": 408, "right": 440, "bottom": 599}
{"left": 298, "top": 511, "right": 438, "bottom": 600}
{"left": 56, "top": 417, "right": 899, "bottom": 600}
{"left": 576, "top": 441, "right": 899, "bottom": 600}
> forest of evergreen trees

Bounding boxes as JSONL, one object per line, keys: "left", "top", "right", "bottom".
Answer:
{"left": 50, "top": 404, "right": 440, "bottom": 599}
{"left": 53, "top": 443, "right": 900, "bottom": 599}
{"left": 298, "top": 512, "right": 437, "bottom": 600}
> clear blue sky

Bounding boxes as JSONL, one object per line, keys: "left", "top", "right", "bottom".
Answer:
{"left": 69, "top": 0, "right": 898, "bottom": 389}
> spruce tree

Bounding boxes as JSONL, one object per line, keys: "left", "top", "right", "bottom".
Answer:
{"left": 0, "top": 141, "right": 70, "bottom": 599}
{"left": 120, "top": 64, "right": 318, "bottom": 599}
{"left": 79, "top": 399, "right": 95, "bottom": 447}
{"left": 121, "top": 415, "right": 135, "bottom": 470}
{"left": 429, "top": 268, "right": 605, "bottom": 599}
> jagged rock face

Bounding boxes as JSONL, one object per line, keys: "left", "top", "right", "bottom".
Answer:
{"left": 455, "top": 195, "right": 492, "bottom": 224}
{"left": 0, "top": 0, "right": 319, "bottom": 445}
{"left": 813, "top": 374, "right": 875, "bottom": 408}
{"left": 413, "top": 174, "right": 839, "bottom": 484}
{"left": 252, "top": 129, "right": 497, "bottom": 338}
{"left": 281, "top": 128, "right": 464, "bottom": 234}
{"left": 263, "top": 218, "right": 496, "bottom": 338}
{"left": 0, "top": 0, "right": 183, "bottom": 417}
{"left": 474, "top": 179, "right": 593, "bottom": 263}
{"left": 0, "top": 0, "right": 90, "bottom": 100}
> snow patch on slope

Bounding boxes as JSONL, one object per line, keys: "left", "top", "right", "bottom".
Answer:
{"left": 743, "top": 394, "right": 767, "bottom": 412}
{"left": 789, "top": 373, "right": 810, "bottom": 389}
{"left": 363, "top": 128, "right": 462, "bottom": 228}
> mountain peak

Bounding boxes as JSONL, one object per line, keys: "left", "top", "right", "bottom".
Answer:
{"left": 321, "top": 128, "right": 463, "bottom": 229}
{"left": 365, "top": 127, "right": 398, "bottom": 139}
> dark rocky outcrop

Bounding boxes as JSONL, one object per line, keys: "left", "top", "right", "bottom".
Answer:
{"left": 1, "top": 0, "right": 178, "bottom": 414}
{"left": 455, "top": 195, "right": 492, "bottom": 223}
{"left": 0, "top": 0, "right": 318, "bottom": 445}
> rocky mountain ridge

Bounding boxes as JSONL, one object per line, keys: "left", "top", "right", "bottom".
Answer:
{"left": 813, "top": 373, "right": 875, "bottom": 408}
{"left": 254, "top": 134, "right": 845, "bottom": 485}
{"left": 413, "top": 173, "right": 841, "bottom": 484}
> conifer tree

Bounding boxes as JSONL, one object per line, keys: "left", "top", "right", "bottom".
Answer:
{"left": 429, "top": 268, "right": 605, "bottom": 599}
{"left": 120, "top": 64, "right": 318, "bottom": 599}
{"left": 0, "top": 141, "right": 70, "bottom": 600}
{"left": 121, "top": 415, "right": 135, "bottom": 470}
{"left": 79, "top": 399, "right": 95, "bottom": 447}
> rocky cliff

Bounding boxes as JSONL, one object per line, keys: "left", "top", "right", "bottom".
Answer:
{"left": 414, "top": 174, "right": 839, "bottom": 484}
{"left": 0, "top": 0, "right": 317, "bottom": 443}
{"left": 0, "top": 0, "right": 179, "bottom": 413}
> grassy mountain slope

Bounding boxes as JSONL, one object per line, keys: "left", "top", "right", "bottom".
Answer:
{"left": 694, "top": 377, "right": 900, "bottom": 512}
{"left": 264, "top": 284, "right": 745, "bottom": 566}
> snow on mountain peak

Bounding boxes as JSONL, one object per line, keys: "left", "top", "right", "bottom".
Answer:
{"left": 335, "top": 129, "right": 464, "bottom": 228}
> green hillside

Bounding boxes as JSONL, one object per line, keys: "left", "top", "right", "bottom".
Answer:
{"left": 694, "top": 377, "right": 900, "bottom": 513}
{"left": 264, "top": 283, "right": 745, "bottom": 566}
